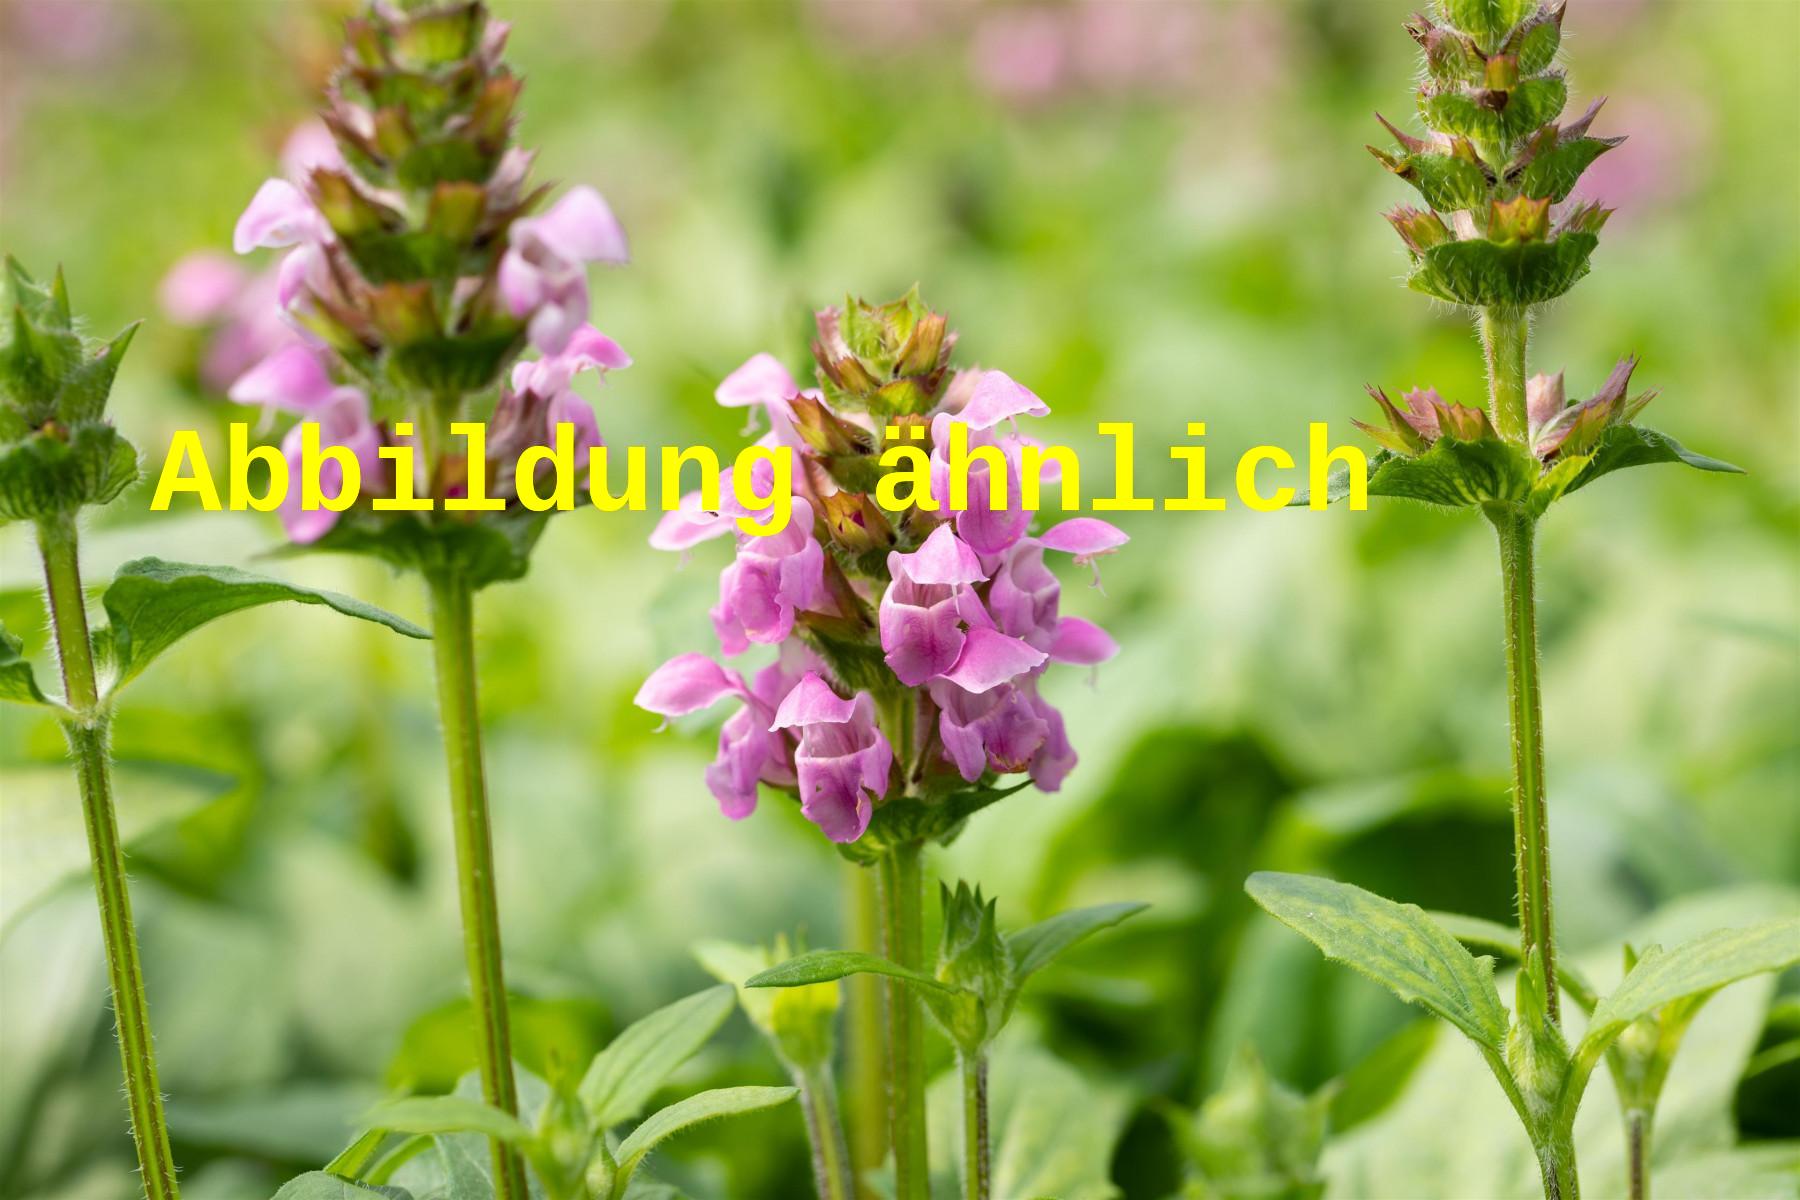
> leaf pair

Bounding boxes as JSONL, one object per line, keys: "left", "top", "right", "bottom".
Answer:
{"left": 745, "top": 901, "right": 1147, "bottom": 1054}
{"left": 1, "top": 557, "right": 427, "bottom": 712}
{"left": 1247, "top": 872, "right": 1800, "bottom": 1177}
{"left": 288, "top": 986, "right": 794, "bottom": 1200}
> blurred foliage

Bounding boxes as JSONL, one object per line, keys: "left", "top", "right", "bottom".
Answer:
{"left": 0, "top": 0, "right": 1795, "bottom": 1197}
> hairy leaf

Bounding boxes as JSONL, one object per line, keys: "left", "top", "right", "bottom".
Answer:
{"left": 0, "top": 622, "right": 52, "bottom": 706}
{"left": 97, "top": 558, "right": 426, "bottom": 688}
{"left": 1246, "top": 872, "right": 1510, "bottom": 1049}
{"left": 610, "top": 1086, "right": 796, "bottom": 1193}
{"left": 272, "top": 1173, "right": 414, "bottom": 1200}
{"left": 1007, "top": 902, "right": 1149, "bottom": 980}
{"left": 1429, "top": 910, "right": 1599, "bottom": 1010}
{"left": 1516, "top": 137, "right": 1616, "bottom": 203}
{"left": 1584, "top": 919, "right": 1800, "bottom": 1055}
{"left": 1561, "top": 424, "right": 1743, "bottom": 496}
{"left": 746, "top": 949, "right": 963, "bottom": 997}
{"left": 1367, "top": 436, "right": 1539, "bottom": 508}
{"left": 360, "top": 1094, "right": 529, "bottom": 1143}
{"left": 1409, "top": 231, "right": 1597, "bottom": 307}
{"left": 580, "top": 985, "right": 735, "bottom": 1127}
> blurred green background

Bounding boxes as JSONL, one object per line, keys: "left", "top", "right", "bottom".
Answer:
{"left": 1, "top": 0, "right": 1796, "bottom": 1197}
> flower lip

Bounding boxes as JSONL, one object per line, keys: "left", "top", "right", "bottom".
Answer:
{"left": 769, "top": 671, "right": 859, "bottom": 731}
{"left": 889, "top": 523, "right": 988, "bottom": 588}
{"left": 953, "top": 369, "right": 1050, "bottom": 430}
{"left": 1038, "top": 517, "right": 1128, "bottom": 562}
{"left": 633, "top": 653, "right": 748, "bottom": 717}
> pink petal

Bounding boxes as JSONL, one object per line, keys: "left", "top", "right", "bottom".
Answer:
{"left": 941, "top": 627, "right": 1048, "bottom": 694}
{"left": 1526, "top": 372, "right": 1566, "bottom": 431}
{"left": 770, "top": 672, "right": 859, "bottom": 730}
{"left": 233, "top": 178, "right": 322, "bottom": 254}
{"left": 716, "top": 352, "right": 799, "bottom": 409}
{"left": 634, "top": 654, "right": 747, "bottom": 717}
{"left": 649, "top": 502, "right": 732, "bottom": 551}
{"left": 279, "top": 119, "right": 344, "bottom": 179}
{"left": 497, "top": 249, "right": 543, "bottom": 317}
{"left": 563, "top": 325, "right": 632, "bottom": 371}
{"left": 890, "top": 523, "right": 987, "bottom": 587}
{"left": 547, "top": 392, "right": 602, "bottom": 454}
{"left": 534, "top": 186, "right": 630, "bottom": 264}
{"left": 1049, "top": 616, "right": 1117, "bottom": 666}
{"left": 228, "top": 344, "right": 337, "bottom": 413}
{"left": 1038, "top": 517, "right": 1129, "bottom": 562}
{"left": 955, "top": 369, "right": 1049, "bottom": 429}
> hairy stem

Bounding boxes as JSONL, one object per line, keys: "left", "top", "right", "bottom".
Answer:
{"left": 958, "top": 1051, "right": 990, "bottom": 1200}
{"left": 845, "top": 861, "right": 889, "bottom": 1193}
{"left": 1627, "top": 1108, "right": 1650, "bottom": 1200}
{"left": 1491, "top": 507, "right": 1559, "bottom": 1026}
{"left": 425, "top": 570, "right": 527, "bottom": 1200}
{"left": 797, "top": 1064, "right": 856, "bottom": 1200}
{"left": 877, "top": 842, "right": 929, "bottom": 1200}
{"left": 36, "top": 514, "right": 180, "bottom": 1200}
{"left": 1482, "top": 306, "right": 1531, "bottom": 443}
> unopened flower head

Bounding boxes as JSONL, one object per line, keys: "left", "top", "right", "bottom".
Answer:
{"left": 221, "top": 2, "right": 628, "bottom": 559}
{"left": 636, "top": 290, "right": 1124, "bottom": 847}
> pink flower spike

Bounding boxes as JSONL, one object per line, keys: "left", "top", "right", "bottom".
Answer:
{"left": 233, "top": 179, "right": 326, "bottom": 254}
{"left": 956, "top": 369, "right": 1050, "bottom": 430}
{"left": 634, "top": 654, "right": 748, "bottom": 718}
{"left": 941, "top": 627, "right": 1048, "bottom": 694}
{"left": 889, "top": 523, "right": 987, "bottom": 587}
{"left": 159, "top": 253, "right": 245, "bottom": 325}
{"left": 770, "top": 671, "right": 859, "bottom": 731}
{"left": 229, "top": 344, "right": 337, "bottom": 413}
{"left": 1049, "top": 616, "right": 1118, "bottom": 666}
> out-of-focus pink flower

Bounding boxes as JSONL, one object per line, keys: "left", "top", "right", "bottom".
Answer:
{"left": 229, "top": 343, "right": 339, "bottom": 414}
{"left": 771, "top": 673, "right": 894, "bottom": 842}
{"left": 1570, "top": 96, "right": 1707, "bottom": 219}
{"left": 279, "top": 120, "right": 344, "bottom": 179}
{"left": 277, "top": 388, "right": 382, "bottom": 544}
{"left": 971, "top": 8, "right": 1070, "bottom": 103}
{"left": 499, "top": 186, "right": 629, "bottom": 354}
{"left": 233, "top": 179, "right": 329, "bottom": 255}
{"left": 158, "top": 253, "right": 247, "bottom": 325}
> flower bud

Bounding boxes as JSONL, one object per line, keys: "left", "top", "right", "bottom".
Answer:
{"left": 929, "top": 881, "right": 1015, "bottom": 1053}
{"left": 811, "top": 288, "right": 957, "bottom": 418}
{"left": 1386, "top": 205, "right": 1453, "bottom": 254}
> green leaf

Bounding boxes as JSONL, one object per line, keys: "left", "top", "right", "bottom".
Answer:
{"left": 1428, "top": 910, "right": 1599, "bottom": 1010}
{"left": 1245, "top": 872, "right": 1510, "bottom": 1050}
{"left": 1367, "top": 436, "right": 1540, "bottom": 508}
{"left": 0, "top": 422, "right": 138, "bottom": 520}
{"left": 1583, "top": 920, "right": 1800, "bottom": 1058}
{"left": 1329, "top": 1019, "right": 1441, "bottom": 1135}
{"left": 580, "top": 985, "right": 735, "bottom": 1127}
{"left": 1516, "top": 137, "right": 1616, "bottom": 203}
{"left": 609, "top": 1086, "right": 796, "bottom": 1194}
{"left": 304, "top": 506, "right": 549, "bottom": 590}
{"left": 432, "top": 1133, "right": 496, "bottom": 1200}
{"left": 745, "top": 949, "right": 964, "bottom": 998}
{"left": 272, "top": 1173, "right": 414, "bottom": 1200}
{"left": 0, "top": 622, "right": 52, "bottom": 705}
{"left": 1007, "top": 902, "right": 1149, "bottom": 980}
{"left": 360, "top": 1094, "right": 530, "bottom": 1143}
{"left": 96, "top": 557, "right": 426, "bottom": 688}
{"left": 1561, "top": 424, "right": 1743, "bottom": 496}
{"left": 325, "top": 1129, "right": 391, "bottom": 1177}
{"left": 1409, "top": 231, "right": 1598, "bottom": 307}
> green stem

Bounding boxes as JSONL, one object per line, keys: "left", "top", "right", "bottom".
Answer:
{"left": 877, "top": 842, "right": 929, "bottom": 1200}
{"left": 797, "top": 1064, "right": 856, "bottom": 1200}
{"left": 1482, "top": 307, "right": 1531, "bottom": 443}
{"left": 425, "top": 570, "right": 527, "bottom": 1200}
{"left": 35, "top": 514, "right": 181, "bottom": 1200}
{"left": 1491, "top": 507, "right": 1559, "bottom": 1027}
{"left": 845, "top": 861, "right": 889, "bottom": 1193}
{"left": 958, "top": 1051, "right": 989, "bottom": 1200}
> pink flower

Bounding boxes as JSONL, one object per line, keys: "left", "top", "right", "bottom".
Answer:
{"left": 713, "top": 497, "right": 828, "bottom": 653}
{"left": 634, "top": 653, "right": 803, "bottom": 820}
{"left": 277, "top": 388, "right": 381, "bottom": 544}
{"left": 228, "top": 343, "right": 339, "bottom": 415}
{"left": 1038, "top": 517, "right": 1128, "bottom": 586}
{"left": 233, "top": 179, "right": 329, "bottom": 255}
{"left": 506, "top": 324, "right": 631, "bottom": 457}
{"left": 880, "top": 525, "right": 989, "bottom": 686}
{"left": 1024, "top": 683, "right": 1077, "bottom": 790}
{"left": 929, "top": 680, "right": 1049, "bottom": 783}
{"left": 159, "top": 253, "right": 247, "bottom": 325}
{"left": 771, "top": 673, "right": 894, "bottom": 842}
{"left": 499, "top": 186, "right": 629, "bottom": 354}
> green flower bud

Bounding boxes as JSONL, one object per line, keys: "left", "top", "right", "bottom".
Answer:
{"left": 930, "top": 882, "right": 1015, "bottom": 1053}
{"left": 0, "top": 260, "right": 140, "bottom": 521}
{"left": 811, "top": 287, "right": 957, "bottom": 418}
